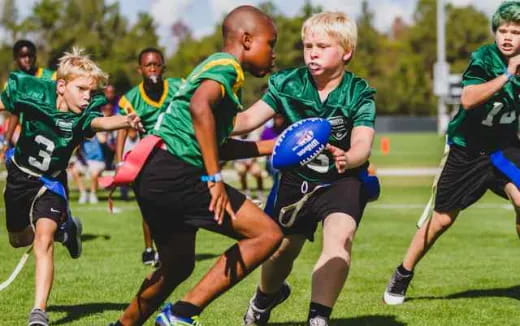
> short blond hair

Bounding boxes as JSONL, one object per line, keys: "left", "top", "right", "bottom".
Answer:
{"left": 56, "top": 47, "right": 108, "bottom": 89}
{"left": 301, "top": 11, "right": 358, "bottom": 53}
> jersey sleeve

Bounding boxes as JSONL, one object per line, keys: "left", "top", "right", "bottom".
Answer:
{"left": 196, "top": 59, "right": 244, "bottom": 108}
{"left": 351, "top": 80, "right": 376, "bottom": 128}
{"left": 0, "top": 73, "right": 21, "bottom": 113}
{"left": 81, "top": 95, "right": 105, "bottom": 138}
{"left": 261, "top": 74, "right": 283, "bottom": 113}
{"left": 118, "top": 94, "right": 133, "bottom": 116}
{"left": 462, "top": 55, "right": 490, "bottom": 87}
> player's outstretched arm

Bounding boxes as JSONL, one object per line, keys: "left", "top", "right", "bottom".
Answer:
{"left": 91, "top": 113, "right": 144, "bottom": 132}
{"left": 327, "top": 126, "right": 374, "bottom": 174}
{"left": 461, "top": 54, "right": 520, "bottom": 110}
{"left": 0, "top": 98, "right": 4, "bottom": 111}
{"left": 232, "top": 99, "right": 275, "bottom": 135}
{"left": 219, "top": 138, "right": 275, "bottom": 160}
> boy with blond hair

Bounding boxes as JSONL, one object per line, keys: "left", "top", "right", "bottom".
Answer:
{"left": 0, "top": 48, "right": 142, "bottom": 326}
{"left": 383, "top": 0, "right": 520, "bottom": 306}
{"left": 234, "top": 11, "right": 376, "bottom": 326}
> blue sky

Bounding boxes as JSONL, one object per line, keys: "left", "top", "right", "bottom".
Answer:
{"left": 6, "top": 0, "right": 498, "bottom": 53}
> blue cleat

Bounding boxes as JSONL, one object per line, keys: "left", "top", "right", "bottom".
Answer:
{"left": 155, "top": 303, "right": 202, "bottom": 326}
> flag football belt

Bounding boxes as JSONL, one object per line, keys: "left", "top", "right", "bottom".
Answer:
{"left": 98, "top": 135, "right": 164, "bottom": 212}
{"left": 490, "top": 150, "right": 520, "bottom": 188}
{"left": 99, "top": 134, "right": 164, "bottom": 189}
{"left": 276, "top": 171, "right": 380, "bottom": 228}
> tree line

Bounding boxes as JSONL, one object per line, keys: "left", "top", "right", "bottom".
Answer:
{"left": 0, "top": 0, "right": 492, "bottom": 115}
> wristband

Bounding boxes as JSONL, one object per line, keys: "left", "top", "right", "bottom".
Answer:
{"left": 201, "top": 172, "right": 223, "bottom": 182}
{"left": 505, "top": 71, "right": 514, "bottom": 81}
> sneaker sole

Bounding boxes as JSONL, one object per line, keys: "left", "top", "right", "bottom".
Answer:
{"left": 382, "top": 290, "right": 405, "bottom": 305}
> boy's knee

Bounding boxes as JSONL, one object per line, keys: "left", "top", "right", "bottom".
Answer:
{"left": 432, "top": 213, "right": 455, "bottom": 230}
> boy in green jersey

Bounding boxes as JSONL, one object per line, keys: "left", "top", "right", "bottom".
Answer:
{"left": 384, "top": 1, "right": 520, "bottom": 305}
{"left": 233, "top": 12, "right": 376, "bottom": 326}
{"left": 0, "top": 48, "right": 142, "bottom": 326}
{"left": 2, "top": 40, "right": 56, "bottom": 157}
{"left": 113, "top": 6, "right": 282, "bottom": 326}
{"left": 116, "top": 47, "right": 183, "bottom": 266}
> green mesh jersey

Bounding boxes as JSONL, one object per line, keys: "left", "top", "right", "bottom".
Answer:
{"left": 1, "top": 72, "right": 105, "bottom": 176}
{"left": 152, "top": 52, "right": 244, "bottom": 168}
{"left": 447, "top": 43, "right": 520, "bottom": 152}
{"left": 262, "top": 67, "right": 376, "bottom": 181}
{"left": 118, "top": 77, "right": 183, "bottom": 135}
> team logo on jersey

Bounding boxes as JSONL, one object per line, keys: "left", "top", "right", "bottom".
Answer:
{"left": 328, "top": 116, "right": 349, "bottom": 140}
{"left": 56, "top": 119, "right": 73, "bottom": 138}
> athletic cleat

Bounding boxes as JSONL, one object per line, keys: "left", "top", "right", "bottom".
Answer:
{"left": 142, "top": 248, "right": 157, "bottom": 265}
{"left": 308, "top": 316, "right": 329, "bottom": 326}
{"left": 383, "top": 267, "right": 414, "bottom": 305}
{"left": 155, "top": 303, "right": 202, "bottom": 326}
{"left": 28, "top": 308, "right": 49, "bottom": 326}
{"left": 62, "top": 216, "right": 83, "bottom": 259}
{"left": 243, "top": 282, "right": 291, "bottom": 326}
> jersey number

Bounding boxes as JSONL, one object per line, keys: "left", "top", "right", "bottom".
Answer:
{"left": 307, "top": 154, "right": 329, "bottom": 174}
{"left": 28, "top": 135, "right": 55, "bottom": 172}
{"left": 481, "top": 102, "right": 516, "bottom": 127}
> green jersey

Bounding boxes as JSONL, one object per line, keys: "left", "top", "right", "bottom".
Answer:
{"left": 152, "top": 52, "right": 244, "bottom": 168}
{"left": 118, "top": 77, "right": 183, "bottom": 135}
{"left": 262, "top": 67, "right": 376, "bottom": 181}
{"left": 448, "top": 43, "right": 520, "bottom": 152}
{"left": 1, "top": 72, "right": 104, "bottom": 176}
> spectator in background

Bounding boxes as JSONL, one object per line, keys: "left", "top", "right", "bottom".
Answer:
{"left": 260, "top": 113, "right": 286, "bottom": 178}
{"left": 99, "top": 85, "right": 119, "bottom": 170}
{"left": 69, "top": 134, "right": 106, "bottom": 204}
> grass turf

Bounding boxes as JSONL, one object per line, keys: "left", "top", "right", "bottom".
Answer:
{"left": 0, "top": 133, "right": 519, "bottom": 325}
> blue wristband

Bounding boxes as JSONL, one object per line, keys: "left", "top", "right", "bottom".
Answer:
{"left": 505, "top": 71, "right": 514, "bottom": 81}
{"left": 201, "top": 172, "right": 223, "bottom": 182}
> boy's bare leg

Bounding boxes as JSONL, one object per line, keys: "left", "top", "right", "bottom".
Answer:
{"left": 142, "top": 220, "right": 154, "bottom": 249}
{"left": 504, "top": 183, "right": 520, "bottom": 239}
{"left": 119, "top": 232, "right": 197, "bottom": 325}
{"left": 311, "top": 213, "right": 356, "bottom": 307}
{"left": 402, "top": 209, "right": 459, "bottom": 271}
{"left": 259, "top": 234, "right": 306, "bottom": 294}
{"left": 33, "top": 218, "right": 58, "bottom": 310}
{"left": 181, "top": 200, "right": 282, "bottom": 307}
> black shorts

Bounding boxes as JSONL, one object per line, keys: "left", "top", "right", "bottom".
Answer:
{"left": 134, "top": 149, "right": 246, "bottom": 245}
{"left": 272, "top": 172, "right": 367, "bottom": 241}
{"left": 4, "top": 163, "right": 68, "bottom": 232}
{"left": 435, "top": 145, "right": 511, "bottom": 212}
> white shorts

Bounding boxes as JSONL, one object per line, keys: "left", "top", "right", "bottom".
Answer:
{"left": 73, "top": 160, "right": 106, "bottom": 176}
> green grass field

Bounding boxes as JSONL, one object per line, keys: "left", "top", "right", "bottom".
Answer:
{"left": 1, "top": 133, "right": 519, "bottom": 325}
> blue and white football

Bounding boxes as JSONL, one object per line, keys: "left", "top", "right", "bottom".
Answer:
{"left": 271, "top": 118, "right": 331, "bottom": 170}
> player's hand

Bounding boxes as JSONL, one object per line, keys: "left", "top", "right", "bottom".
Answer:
{"left": 507, "top": 54, "right": 520, "bottom": 76}
{"left": 127, "top": 113, "right": 145, "bottom": 133}
{"left": 208, "top": 181, "right": 236, "bottom": 224}
{"left": 326, "top": 144, "right": 348, "bottom": 174}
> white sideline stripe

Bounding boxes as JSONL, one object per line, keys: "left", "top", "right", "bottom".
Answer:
{"left": 369, "top": 203, "right": 513, "bottom": 210}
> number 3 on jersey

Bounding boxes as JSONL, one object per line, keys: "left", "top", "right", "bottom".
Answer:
{"left": 28, "top": 135, "right": 55, "bottom": 172}
{"left": 481, "top": 102, "right": 516, "bottom": 127}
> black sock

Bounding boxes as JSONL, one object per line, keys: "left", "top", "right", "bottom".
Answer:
{"left": 254, "top": 287, "right": 278, "bottom": 309}
{"left": 397, "top": 263, "right": 413, "bottom": 276}
{"left": 308, "top": 302, "right": 332, "bottom": 320}
{"left": 172, "top": 301, "right": 202, "bottom": 319}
